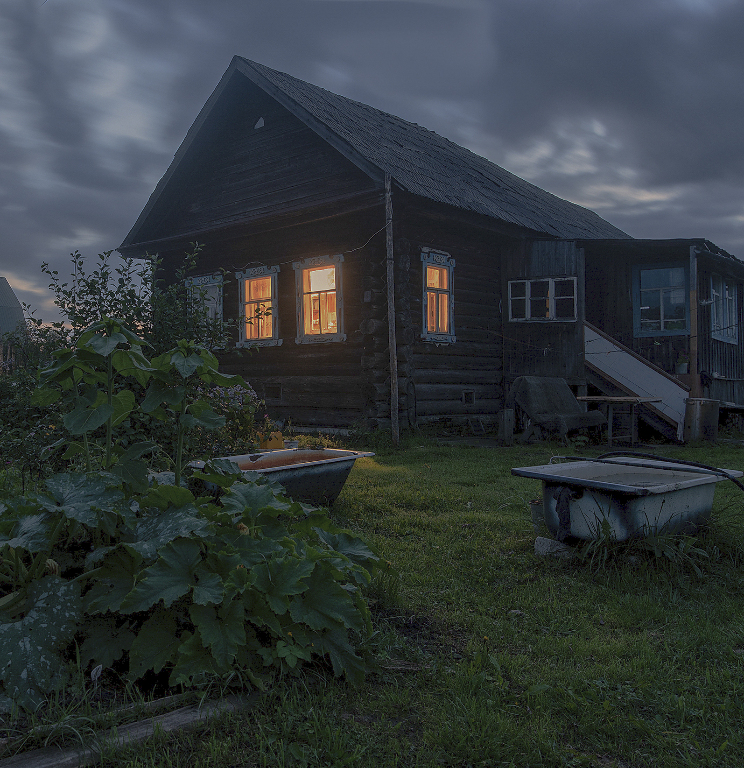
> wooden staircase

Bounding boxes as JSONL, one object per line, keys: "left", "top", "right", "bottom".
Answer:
{"left": 583, "top": 322, "right": 690, "bottom": 442}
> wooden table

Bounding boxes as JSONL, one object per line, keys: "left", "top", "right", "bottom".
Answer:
{"left": 577, "top": 396, "right": 662, "bottom": 446}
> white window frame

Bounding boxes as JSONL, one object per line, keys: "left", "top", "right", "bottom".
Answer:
{"left": 185, "top": 273, "right": 223, "bottom": 323}
{"left": 711, "top": 274, "right": 738, "bottom": 344}
{"left": 421, "top": 248, "right": 456, "bottom": 343}
{"left": 508, "top": 276, "right": 577, "bottom": 322}
{"left": 293, "top": 254, "right": 346, "bottom": 344}
{"left": 236, "top": 265, "right": 282, "bottom": 348}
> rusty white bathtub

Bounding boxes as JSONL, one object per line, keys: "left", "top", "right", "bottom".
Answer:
{"left": 512, "top": 456, "right": 742, "bottom": 542}
{"left": 192, "top": 448, "right": 374, "bottom": 506}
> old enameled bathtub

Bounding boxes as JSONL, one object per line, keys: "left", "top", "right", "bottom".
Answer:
{"left": 192, "top": 448, "right": 374, "bottom": 506}
{"left": 512, "top": 455, "right": 742, "bottom": 542}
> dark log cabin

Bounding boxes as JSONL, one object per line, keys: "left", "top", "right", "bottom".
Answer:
{"left": 119, "top": 57, "right": 744, "bottom": 438}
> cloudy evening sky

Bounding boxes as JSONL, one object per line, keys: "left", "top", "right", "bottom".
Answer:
{"left": 2, "top": 0, "right": 743, "bottom": 320}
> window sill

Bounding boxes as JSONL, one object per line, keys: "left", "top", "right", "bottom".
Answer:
{"left": 236, "top": 339, "right": 283, "bottom": 348}
{"left": 712, "top": 333, "right": 738, "bottom": 345}
{"left": 422, "top": 333, "right": 456, "bottom": 344}
{"left": 295, "top": 333, "right": 347, "bottom": 344}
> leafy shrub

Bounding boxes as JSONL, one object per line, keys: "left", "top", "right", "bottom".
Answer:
{"left": 0, "top": 319, "right": 382, "bottom": 712}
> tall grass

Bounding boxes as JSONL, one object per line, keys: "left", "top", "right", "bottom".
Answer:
{"left": 7, "top": 438, "right": 744, "bottom": 767}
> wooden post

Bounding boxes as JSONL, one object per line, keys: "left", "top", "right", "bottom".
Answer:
{"left": 385, "top": 174, "right": 400, "bottom": 445}
{"left": 689, "top": 246, "right": 700, "bottom": 398}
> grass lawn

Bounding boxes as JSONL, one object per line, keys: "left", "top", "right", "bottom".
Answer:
{"left": 8, "top": 438, "right": 744, "bottom": 767}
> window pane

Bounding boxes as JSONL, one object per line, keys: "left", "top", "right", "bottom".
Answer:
{"left": 554, "top": 297, "right": 575, "bottom": 319}
{"left": 640, "top": 289, "right": 661, "bottom": 330}
{"left": 530, "top": 296, "right": 549, "bottom": 319}
{"left": 248, "top": 277, "right": 271, "bottom": 301}
{"left": 438, "top": 293, "right": 449, "bottom": 332}
{"left": 427, "top": 265, "right": 447, "bottom": 290}
{"left": 510, "top": 281, "right": 526, "bottom": 299}
{"left": 308, "top": 266, "right": 335, "bottom": 293}
{"left": 640, "top": 267, "right": 684, "bottom": 291}
{"left": 554, "top": 279, "right": 574, "bottom": 298}
{"left": 427, "top": 290, "right": 438, "bottom": 332}
{"left": 511, "top": 298, "right": 527, "bottom": 319}
{"left": 531, "top": 280, "right": 549, "bottom": 298}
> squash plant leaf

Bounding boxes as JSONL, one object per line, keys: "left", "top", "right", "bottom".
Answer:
{"left": 316, "top": 530, "right": 380, "bottom": 571}
{"left": 169, "top": 632, "right": 223, "bottom": 687}
{"left": 313, "top": 626, "right": 367, "bottom": 687}
{"left": 289, "top": 567, "right": 365, "bottom": 633}
{"left": 4, "top": 513, "right": 53, "bottom": 553}
{"left": 251, "top": 556, "right": 315, "bottom": 616}
{"left": 128, "top": 608, "right": 181, "bottom": 680}
{"left": 0, "top": 577, "right": 82, "bottom": 711}
{"left": 41, "top": 473, "right": 123, "bottom": 527}
{"left": 84, "top": 546, "right": 143, "bottom": 614}
{"left": 192, "top": 570, "right": 224, "bottom": 606}
{"left": 80, "top": 616, "right": 135, "bottom": 668}
{"left": 120, "top": 538, "right": 203, "bottom": 613}
{"left": 127, "top": 508, "right": 211, "bottom": 561}
{"left": 190, "top": 599, "right": 245, "bottom": 668}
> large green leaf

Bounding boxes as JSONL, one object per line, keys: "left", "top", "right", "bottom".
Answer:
{"left": 221, "top": 481, "right": 291, "bottom": 519}
{"left": 190, "top": 599, "right": 245, "bottom": 668}
{"left": 63, "top": 401, "right": 114, "bottom": 435}
{"left": 315, "top": 530, "right": 380, "bottom": 570}
{"left": 86, "top": 331, "right": 128, "bottom": 357}
{"left": 41, "top": 473, "right": 123, "bottom": 527}
{"left": 289, "top": 567, "right": 365, "bottom": 633}
{"left": 120, "top": 538, "right": 202, "bottom": 613}
{"left": 251, "top": 556, "right": 315, "bottom": 616}
{"left": 80, "top": 617, "right": 135, "bottom": 668}
{"left": 3, "top": 514, "right": 53, "bottom": 553}
{"left": 169, "top": 632, "right": 224, "bottom": 687}
{"left": 127, "top": 508, "right": 211, "bottom": 561}
{"left": 111, "top": 389, "right": 136, "bottom": 426}
{"left": 0, "top": 577, "right": 82, "bottom": 711}
{"left": 192, "top": 569, "right": 224, "bottom": 606}
{"left": 84, "top": 546, "right": 143, "bottom": 613}
{"left": 128, "top": 608, "right": 181, "bottom": 679}
{"left": 140, "top": 380, "right": 185, "bottom": 413}
{"left": 171, "top": 350, "right": 204, "bottom": 378}
{"left": 313, "top": 627, "right": 367, "bottom": 687}
{"left": 112, "top": 348, "right": 152, "bottom": 386}
{"left": 180, "top": 407, "right": 225, "bottom": 431}
{"left": 108, "top": 458, "right": 149, "bottom": 493}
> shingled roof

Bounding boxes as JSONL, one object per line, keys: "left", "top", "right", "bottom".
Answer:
{"left": 123, "top": 57, "right": 629, "bottom": 250}
{"left": 234, "top": 57, "right": 629, "bottom": 240}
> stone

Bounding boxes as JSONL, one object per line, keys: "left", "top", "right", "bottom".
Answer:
{"left": 534, "top": 536, "right": 575, "bottom": 559}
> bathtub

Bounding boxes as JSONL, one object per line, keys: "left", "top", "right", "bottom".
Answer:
{"left": 511, "top": 456, "right": 742, "bottom": 542}
{"left": 192, "top": 448, "right": 374, "bottom": 506}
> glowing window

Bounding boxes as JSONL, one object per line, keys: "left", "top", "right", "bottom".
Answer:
{"left": 236, "top": 265, "right": 281, "bottom": 347}
{"left": 293, "top": 255, "right": 345, "bottom": 343}
{"left": 421, "top": 249, "right": 455, "bottom": 342}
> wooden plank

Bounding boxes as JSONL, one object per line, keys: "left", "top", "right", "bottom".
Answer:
{"left": 0, "top": 695, "right": 254, "bottom": 768}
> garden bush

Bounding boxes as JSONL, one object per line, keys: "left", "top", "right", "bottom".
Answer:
{"left": 0, "top": 319, "right": 381, "bottom": 713}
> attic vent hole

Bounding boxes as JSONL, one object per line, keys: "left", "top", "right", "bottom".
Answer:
{"left": 254, "top": 117, "right": 265, "bottom": 129}
{"left": 462, "top": 390, "right": 476, "bottom": 405}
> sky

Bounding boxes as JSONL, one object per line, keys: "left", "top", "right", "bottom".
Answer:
{"left": 2, "top": 0, "right": 744, "bottom": 321}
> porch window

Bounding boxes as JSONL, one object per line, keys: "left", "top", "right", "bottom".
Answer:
{"left": 632, "top": 264, "right": 688, "bottom": 337}
{"left": 185, "top": 274, "right": 223, "bottom": 323}
{"left": 422, "top": 248, "right": 456, "bottom": 342}
{"left": 236, "top": 265, "right": 281, "bottom": 347}
{"left": 508, "top": 277, "right": 577, "bottom": 321}
{"left": 293, "top": 254, "right": 346, "bottom": 343}
{"left": 711, "top": 274, "right": 738, "bottom": 344}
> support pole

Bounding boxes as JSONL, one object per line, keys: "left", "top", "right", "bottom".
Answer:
{"left": 689, "top": 246, "right": 700, "bottom": 398}
{"left": 385, "top": 174, "right": 400, "bottom": 445}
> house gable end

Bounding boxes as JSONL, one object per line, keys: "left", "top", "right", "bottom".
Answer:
{"left": 120, "top": 64, "right": 381, "bottom": 253}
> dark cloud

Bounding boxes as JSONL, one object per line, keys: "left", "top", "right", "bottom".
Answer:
{"left": 0, "top": 0, "right": 742, "bottom": 319}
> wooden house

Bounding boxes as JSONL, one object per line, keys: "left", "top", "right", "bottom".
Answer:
{"left": 119, "top": 57, "right": 744, "bottom": 439}
{"left": 0, "top": 277, "right": 25, "bottom": 370}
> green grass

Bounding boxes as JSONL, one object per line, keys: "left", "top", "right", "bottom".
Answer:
{"left": 7, "top": 438, "right": 744, "bottom": 766}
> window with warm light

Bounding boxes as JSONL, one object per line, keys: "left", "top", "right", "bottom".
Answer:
{"left": 293, "top": 254, "right": 345, "bottom": 343}
{"left": 236, "top": 265, "right": 281, "bottom": 347}
{"left": 421, "top": 249, "right": 455, "bottom": 342}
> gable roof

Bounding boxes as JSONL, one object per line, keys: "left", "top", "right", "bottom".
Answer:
{"left": 121, "top": 57, "right": 629, "bottom": 251}
{"left": 0, "top": 277, "right": 25, "bottom": 337}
